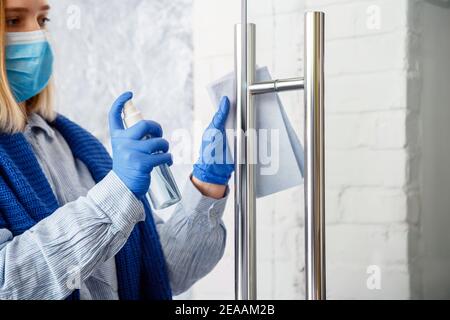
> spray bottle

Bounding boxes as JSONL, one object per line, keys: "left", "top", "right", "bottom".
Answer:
{"left": 123, "top": 100, "right": 182, "bottom": 210}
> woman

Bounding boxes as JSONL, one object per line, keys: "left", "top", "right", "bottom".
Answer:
{"left": 0, "top": 0, "right": 234, "bottom": 300}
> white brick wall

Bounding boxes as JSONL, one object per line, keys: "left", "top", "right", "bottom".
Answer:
{"left": 192, "top": 0, "right": 418, "bottom": 300}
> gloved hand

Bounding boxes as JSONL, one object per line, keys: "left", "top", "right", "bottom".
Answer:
{"left": 109, "top": 92, "right": 173, "bottom": 198}
{"left": 193, "top": 96, "right": 234, "bottom": 186}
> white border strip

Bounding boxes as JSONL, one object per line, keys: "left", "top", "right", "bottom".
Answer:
{"left": 6, "top": 30, "right": 48, "bottom": 46}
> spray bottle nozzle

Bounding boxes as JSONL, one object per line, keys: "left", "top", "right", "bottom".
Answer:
{"left": 123, "top": 100, "right": 144, "bottom": 128}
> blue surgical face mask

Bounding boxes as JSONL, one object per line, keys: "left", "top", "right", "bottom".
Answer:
{"left": 5, "top": 30, "right": 54, "bottom": 103}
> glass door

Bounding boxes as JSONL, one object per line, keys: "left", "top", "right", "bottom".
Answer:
{"left": 244, "top": 0, "right": 450, "bottom": 300}
{"left": 246, "top": 0, "right": 308, "bottom": 300}
{"left": 191, "top": 0, "right": 450, "bottom": 300}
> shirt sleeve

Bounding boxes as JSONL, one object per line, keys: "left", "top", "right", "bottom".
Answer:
{"left": 0, "top": 171, "right": 145, "bottom": 300}
{"left": 154, "top": 177, "right": 228, "bottom": 296}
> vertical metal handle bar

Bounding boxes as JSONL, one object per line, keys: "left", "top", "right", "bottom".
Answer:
{"left": 234, "top": 6, "right": 325, "bottom": 301}
{"left": 235, "top": 23, "right": 257, "bottom": 301}
{"left": 304, "top": 11, "right": 326, "bottom": 300}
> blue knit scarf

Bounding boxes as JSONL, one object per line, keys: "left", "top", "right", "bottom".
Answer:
{"left": 0, "top": 115, "right": 172, "bottom": 300}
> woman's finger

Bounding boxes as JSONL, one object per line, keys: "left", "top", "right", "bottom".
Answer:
{"left": 125, "top": 138, "right": 170, "bottom": 154}
{"left": 212, "top": 96, "right": 230, "bottom": 129}
{"left": 122, "top": 120, "right": 163, "bottom": 140}
{"left": 109, "top": 92, "right": 133, "bottom": 132}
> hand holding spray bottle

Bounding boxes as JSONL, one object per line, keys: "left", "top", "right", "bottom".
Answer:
{"left": 123, "top": 100, "right": 182, "bottom": 210}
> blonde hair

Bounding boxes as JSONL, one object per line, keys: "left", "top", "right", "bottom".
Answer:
{"left": 0, "top": 0, "right": 55, "bottom": 134}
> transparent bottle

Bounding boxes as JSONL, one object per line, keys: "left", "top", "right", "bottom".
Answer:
{"left": 123, "top": 100, "right": 182, "bottom": 210}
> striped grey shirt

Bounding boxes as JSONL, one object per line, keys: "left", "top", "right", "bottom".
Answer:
{"left": 0, "top": 113, "right": 227, "bottom": 300}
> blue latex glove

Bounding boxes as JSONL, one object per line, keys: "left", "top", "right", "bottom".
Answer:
{"left": 109, "top": 92, "right": 173, "bottom": 198}
{"left": 193, "top": 96, "right": 234, "bottom": 185}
